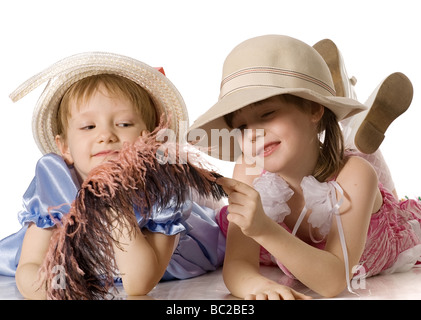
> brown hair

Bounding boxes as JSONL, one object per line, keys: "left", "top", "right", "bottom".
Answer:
{"left": 224, "top": 94, "right": 345, "bottom": 182}
{"left": 56, "top": 74, "right": 157, "bottom": 139}
{"left": 313, "top": 104, "right": 345, "bottom": 182}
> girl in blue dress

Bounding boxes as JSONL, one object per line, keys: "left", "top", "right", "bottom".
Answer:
{"left": 0, "top": 52, "right": 226, "bottom": 299}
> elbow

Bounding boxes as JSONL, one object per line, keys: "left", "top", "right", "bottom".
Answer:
{"left": 124, "top": 287, "right": 152, "bottom": 297}
{"left": 123, "top": 283, "right": 154, "bottom": 297}
{"left": 15, "top": 264, "right": 47, "bottom": 300}
{"left": 312, "top": 262, "right": 353, "bottom": 298}
{"left": 121, "top": 275, "right": 158, "bottom": 297}
{"left": 319, "top": 286, "right": 346, "bottom": 298}
{"left": 316, "top": 278, "right": 347, "bottom": 298}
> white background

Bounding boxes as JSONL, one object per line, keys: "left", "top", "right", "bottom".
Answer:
{"left": 1, "top": 0, "right": 420, "bottom": 238}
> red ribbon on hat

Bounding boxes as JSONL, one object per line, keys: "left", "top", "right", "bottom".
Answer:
{"left": 154, "top": 67, "right": 166, "bottom": 76}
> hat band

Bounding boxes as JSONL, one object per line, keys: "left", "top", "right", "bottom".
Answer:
{"left": 219, "top": 66, "right": 336, "bottom": 99}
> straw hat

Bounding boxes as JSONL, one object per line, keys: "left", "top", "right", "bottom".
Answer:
{"left": 10, "top": 52, "right": 188, "bottom": 155}
{"left": 189, "top": 35, "right": 367, "bottom": 161}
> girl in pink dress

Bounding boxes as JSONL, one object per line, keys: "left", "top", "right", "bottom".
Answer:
{"left": 189, "top": 34, "right": 420, "bottom": 299}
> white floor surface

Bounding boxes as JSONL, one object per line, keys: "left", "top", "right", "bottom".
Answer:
{"left": 1, "top": 265, "right": 420, "bottom": 300}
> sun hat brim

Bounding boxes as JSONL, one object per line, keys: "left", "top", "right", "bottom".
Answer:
{"left": 188, "top": 34, "right": 368, "bottom": 162}
{"left": 189, "top": 86, "right": 367, "bottom": 162}
{"left": 10, "top": 52, "right": 188, "bottom": 155}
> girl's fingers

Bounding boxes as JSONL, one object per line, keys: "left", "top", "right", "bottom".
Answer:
{"left": 226, "top": 191, "right": 245, "bottom": 205}
{"left": 244, "top": 289, "right": 310, "bottom": 300}
{"left": 216, "top": 177, "right": 253, "bottom": 195}
{"left": 225, "top": 204, "right": 244, "bottom": 217}
{"left": 292, "top": 290, "right": 313, "bottom": 300}
{"left": 215, "top": 177, "right": 240, "bottom": 195}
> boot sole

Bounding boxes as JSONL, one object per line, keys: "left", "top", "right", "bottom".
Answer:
{"left": 355, "top": 72, "right": 413, "bottom": 154}
{"left": 313, "top": 39, "right": 344, "bottom": 97}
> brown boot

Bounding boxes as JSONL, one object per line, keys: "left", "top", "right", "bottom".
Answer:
{"left": 313, "top": 39, "right": 357, "bottom": 99}
{"left": 314, "top": 39, "right": 413, "bottom": 154}
{"left": 354, "top": 72, "right": 413, "bottom": 154}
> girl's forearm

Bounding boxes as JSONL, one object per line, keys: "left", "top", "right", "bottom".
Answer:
{"left": 252, "top": 222, "right": 348, "bottom": 297}
{"left": 112, "top": 225, "right": 165, "bottom": 295}
{"left": 223, "top": 259, "right": 280, "bottom": 299}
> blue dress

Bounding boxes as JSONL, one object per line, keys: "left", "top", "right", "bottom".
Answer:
{"left": 0, "top": 153, "right": 225, "bottom": 281}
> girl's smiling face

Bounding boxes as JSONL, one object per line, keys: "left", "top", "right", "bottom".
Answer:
{"left": 55, "top": 85, "right": 148, "bottom": 181}
{"left": 230, "top": 95, "right": 323, "bottom": 177}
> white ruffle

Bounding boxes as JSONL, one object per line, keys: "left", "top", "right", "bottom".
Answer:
{"left": 253, "top": 173, "right": 342, "bottom": 233}
{"left": 253, "top": 171, "right": 294, "bottom": 223}
{"left": 301, "top": 176, "right": 341, "bottom": 238}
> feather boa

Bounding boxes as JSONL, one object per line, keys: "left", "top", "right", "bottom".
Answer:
{"left": 39, "top": 121, "right": 226, "bottom": 300}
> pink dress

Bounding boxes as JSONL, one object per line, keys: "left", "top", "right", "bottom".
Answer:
{"left": 216, "top": 170, "right": 421, "bottom": 291}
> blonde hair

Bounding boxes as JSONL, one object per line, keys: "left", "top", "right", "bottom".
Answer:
{"left": 56, "top": 74, "right": 157, "bottom": 139}
{"left": 224, "top": 94, "right": 345, "bottom": 182}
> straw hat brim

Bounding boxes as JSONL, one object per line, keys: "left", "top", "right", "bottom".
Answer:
{"left": 10, "top": 52, "right": 188, "bottom": 155}
{"left": 189, "top": 86, "right": 367, "bottom": 162}
{"left": 188, "top": 34, "right": 372, "bottom": 162}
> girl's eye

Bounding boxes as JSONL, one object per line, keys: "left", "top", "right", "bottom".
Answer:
{"left": 81, "top": 125, "right": 95, "bottom": 130}
{"left": 261, "top": 111, "right": 275, "bottom": 118}
{"left": 117, "top": 122, "right": 133, "bottom": 128}
{"left": 236, "top": 124, "right": 246, "bottom": 131}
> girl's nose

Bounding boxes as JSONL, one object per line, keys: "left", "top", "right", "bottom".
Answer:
{"left": 244, "top": 127, "right": 265, "bottom": 142}
{"left": 97, "top": 128, "right": 118, "bottom": 143}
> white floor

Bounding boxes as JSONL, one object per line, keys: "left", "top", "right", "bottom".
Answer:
{"left": 2, "top": 266, "right": 421, "bottom": 300}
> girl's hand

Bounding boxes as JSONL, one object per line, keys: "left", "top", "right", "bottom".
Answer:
{"left": 217, "top": 177, "right": 272, "bottom": 238}
{"left": 245, "top": 284, "right": 313, "bottom": 300}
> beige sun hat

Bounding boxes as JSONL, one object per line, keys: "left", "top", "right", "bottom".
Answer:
{"left": 10, "top": 52, "right": 188, "bottom": 155}
{"left": 188, "top": 35, "right": 367, "bottom": 161}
